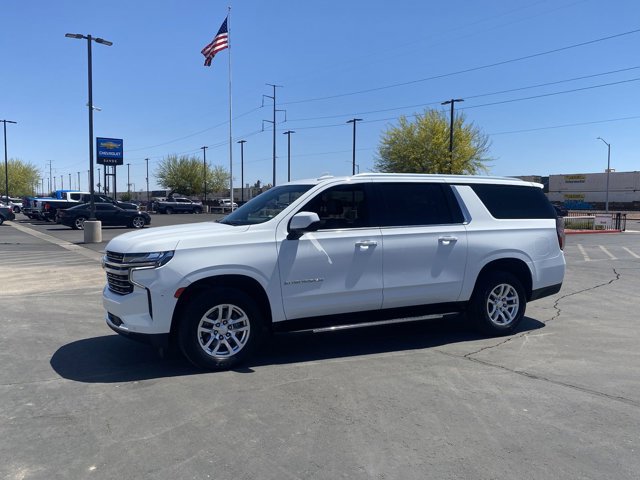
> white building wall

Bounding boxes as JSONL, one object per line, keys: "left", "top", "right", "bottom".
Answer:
{"left": 548, "top": 171, "right": 640, "bottom": 206}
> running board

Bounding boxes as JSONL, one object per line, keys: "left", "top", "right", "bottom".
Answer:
{"left": 294, "top": 313, "right": 457, "bottom": 334}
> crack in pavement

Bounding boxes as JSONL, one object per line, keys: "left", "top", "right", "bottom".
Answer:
{"left": 463, "top": 267, "right": 621, "bottom": 359}
{"left": 445, "top": 268, "right": 638, "bottom": 408}
{"left": 438, "top": 349, "right": 640, "bottom": 408}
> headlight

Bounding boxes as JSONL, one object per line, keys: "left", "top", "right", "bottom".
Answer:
{"left": 123, "top": 251, "right": 174, "bottom": 268}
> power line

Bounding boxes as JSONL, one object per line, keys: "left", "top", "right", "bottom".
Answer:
{"left": 289, "top": 66, "right": 640, "bottom": 123}
{"left": 489, "top": 114, "right": 640, "bottom": 135}
{"left": 285, "top": 76, "right": 640, "bottom": 131}
{"left": 282, "top": 27, "right": 640, "bottom": 106}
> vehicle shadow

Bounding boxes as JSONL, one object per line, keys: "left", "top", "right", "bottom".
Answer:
{"left": 50, "top": 315, "right": 544, "bottom": 383}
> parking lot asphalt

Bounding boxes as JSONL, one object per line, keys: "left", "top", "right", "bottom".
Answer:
{"left": 1, "top": 216, "right": 640, "bottom": 479}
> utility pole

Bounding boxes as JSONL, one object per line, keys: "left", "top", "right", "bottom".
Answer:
{"left": 126, "top": 163, "right": 131, "bottom": 194}
{"left": 2, "top": 119, "right": 17, "bottom": 203}
{"left": 263, "top": 83, "right": 284, "bottom": 186}
{"left": 61, "top": 175, "right": 64, "bottom": 190}
{"left": 597, "top": 137, "right": 612, "bottom": 213}
{"left": 48, "top": 160, "right": 53, "bottom": 194}
{"left": 441, "top": 98, "right": 464, "bottom": 174}
{"left": 97, "top": 167, "right": 101, "bottom": 192}
{"left": 145, "top": 158, "right": 150, "bottom": 206}
{"left": 282, "top": 131, "right": 295, "bottom": 182}
{"left": 346, "top": 118, "right": 363, "bottom": 176}
{"left": 237, "top": 140, "right": 246, "bottom": 202}
{"left": 201, "top": 146, "right": 208, "bottom": 204}
{"left": 77, "top": 171, "right": 81, "bottom": 190}
{"left": 69, "top": 173, "right": 72, "bottom": 190}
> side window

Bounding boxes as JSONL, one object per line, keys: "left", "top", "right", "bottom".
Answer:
{"left": 300, "top": 184, "right": 370, "bottom": 230}
{"left": 375, "top": 183, "right": 463, "bottom": 227}
{"left": 70, "top": 193, "right": 82, "bottom": 201}
{"left": 470, "top": 184, "right": 556, "bottom": 219}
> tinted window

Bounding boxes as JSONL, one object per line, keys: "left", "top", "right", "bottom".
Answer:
{"left": 375, "top": 183, "right": 463, "bottom": 227}
{"left": 470, "top": 184, "right": 556, "bottom": 219}
{"left": 301, "top": 184, "right": 371, "bottom": 230}
{"left": 70, "top": 193, "right": 82, "bottom": 201}
{"left": 95, "top": 204, "right": 117, "bottom": 211}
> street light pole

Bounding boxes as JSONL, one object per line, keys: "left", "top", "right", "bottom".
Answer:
{"left": 282, "top": 131, "right": 295, "bottom": 182}
{"left": 145, "top": 158, "right": 150, "bottom": 206}
{"left": 597, "top": 137, "right": 611, "bottom": 213}
{"left": 126, "top": 163, "right": 131, "bottom": 194}
{"left": 237, "top": 140, "right": 246, "bottom": 202}
{"left": 66, "top": 32, "right": 112, "bottom": 243}
{"left": 201, "top": 146, "right": 208, "bottom": 204}
{"left": 346, "top": 118, "right": 362, "bottom": 176}
{"left": 441, "top": 98, "right": 464, "bottom": 174}
{"left": 2, "top": 120, "right": 17, "bottom": 205}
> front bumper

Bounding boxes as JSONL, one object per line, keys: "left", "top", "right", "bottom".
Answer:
{"left": 106, "top": 312, "right": 170, "bottom": 348}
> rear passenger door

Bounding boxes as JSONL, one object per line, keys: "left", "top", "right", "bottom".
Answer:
{"left": 374, "top": 182, "right": 468, "bottom": 309}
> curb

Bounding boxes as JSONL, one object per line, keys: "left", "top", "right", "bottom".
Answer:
{"left": 565, "top": 229, "right": 621, "bottom": 235}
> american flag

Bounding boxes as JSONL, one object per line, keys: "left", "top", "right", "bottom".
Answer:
{"left": 201, "top": 17, "right": 229, "bottom": 66}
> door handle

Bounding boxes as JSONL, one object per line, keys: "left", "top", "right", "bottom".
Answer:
{"left": 438, "top": 236, "right": 458, "bottom": 245}
{"left": 355, "top": 240, "right": 378, "bottom": 248}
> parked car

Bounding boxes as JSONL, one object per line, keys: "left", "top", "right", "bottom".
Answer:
{"left": 0, "top": 204, "right": 16, "bottom": 225}
{"left": 57, "top": 203, "right": 150, "bottom": 230}
{"left": 0, "top": 196, "right": 23, "bottom": 213}
{"left": 154, "top": 196, "right": 203, "bottom": 214}
{"left": 210, "top": 198, "right": 238, "bottom": 213}
{"left": 35, "top": 192, "right": 139, "bottom": 221}
{"left": 102, "top": 173, "right": 566, "bottom": 371}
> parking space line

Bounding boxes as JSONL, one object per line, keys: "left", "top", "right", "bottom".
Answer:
{"left": 598, "top": 245, "right": 617, "bottom": 260}
{"left": 576, "top": 244, "right": 591, "bottom": 262}
{"left": 622, "top": 247, "right": 640, "bottom": 259}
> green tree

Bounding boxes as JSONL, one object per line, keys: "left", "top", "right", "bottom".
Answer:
{"left": 0, "top": 158, "right": 40, "bottom": 197}
{"left": 155, "top": 154, "right": 230, "bottom": 196}
{"left": 374, "top": 109, "right": 491, "bottom": 174}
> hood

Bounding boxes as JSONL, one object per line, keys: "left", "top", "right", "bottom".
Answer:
{"left": 105, "top": 221, "right": 249, "bottom": 253}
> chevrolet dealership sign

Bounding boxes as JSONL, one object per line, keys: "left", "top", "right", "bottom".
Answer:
{"left": 96, "top": 137, "right": 123, "bottom": 165}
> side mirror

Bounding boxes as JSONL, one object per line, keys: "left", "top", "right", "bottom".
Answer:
{"left": 288, "top": 211, "right": 321, "bottom": 239}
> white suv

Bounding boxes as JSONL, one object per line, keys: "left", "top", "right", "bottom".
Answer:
{"left": 102, "top": 174, "right": 565, "bottom": 370}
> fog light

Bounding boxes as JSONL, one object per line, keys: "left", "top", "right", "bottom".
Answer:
{"left": 108, "top": 312, "right": 123, "bottom": 326}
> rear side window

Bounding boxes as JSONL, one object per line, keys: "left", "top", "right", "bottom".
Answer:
{"left": 470, "top": 184, "right": 556, "bottom": 219}
{"left": 374, "top": 183, "right": 464, "bottom": 227}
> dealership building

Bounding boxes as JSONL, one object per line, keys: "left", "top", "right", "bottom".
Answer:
{"left": 517, "top": 171, "right": 640, "bottom": 210}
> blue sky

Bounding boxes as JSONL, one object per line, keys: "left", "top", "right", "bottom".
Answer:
{"left": 1, "top": 0, "right": 639, "bottom": 193}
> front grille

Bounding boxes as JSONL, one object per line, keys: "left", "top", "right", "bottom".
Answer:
{"left": 104, "top": 251, "right": 134, "bottom": 295}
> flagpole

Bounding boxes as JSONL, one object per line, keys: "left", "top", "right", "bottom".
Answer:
{"left": 227, "top": 6, "right": 234, "bottom": 210}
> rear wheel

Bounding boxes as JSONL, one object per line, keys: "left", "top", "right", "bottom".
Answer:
{"left": 178, "top": 288, "right": 264, "bottom": 370}
{"left": 469, "top": 271, "right": 526, "bottom": 335}
{"left": 193, "top": 207, "right": 202, "bottom": 214}
{"left": 130, "top": 215, "right": 146, "bottom": 229}
{"left": 72, "top": 216, "right": 87, "bottom": 230}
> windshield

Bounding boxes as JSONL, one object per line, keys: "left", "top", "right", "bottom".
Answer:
{"left": 220, "top": 184, "right": 314, "bottom": 225}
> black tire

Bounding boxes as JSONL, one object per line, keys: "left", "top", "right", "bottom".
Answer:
{"left": 130, "top": 215, "right": 146, "bottom": 229}
{"left": 13, "top": 207, "right": 21, "bottom": 213}
{"left": 165, "top": 207, "right": 173, "bottom": 214}
{"left": 178, "top": 288, "right": 265, "bottom": 370}
{"left": 469, "top": 271, "right": 526, "bottom": 336}
{"left": 72, "top": 216, "right": 87, "bottom": 230}
{"left": 193, "top": 207, "right": 202, "bottom": 214}
{"left": 0, "top": 216, "right": 4, "bottom": 226}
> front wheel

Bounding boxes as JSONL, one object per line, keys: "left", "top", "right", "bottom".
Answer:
{"left": 178, "top": 288, "right": 265, "bottom": 370}
{"left": 72, "top": 216, "right": 87, "bottom": 230}
{"left": 165, "top": 207, "right": 173, "bottom": 214}
{"left": 130, "top": 215, "right": 146, "bottom": 229}
{"left": 469, "top": 271, "right": 526, "bottom": 336}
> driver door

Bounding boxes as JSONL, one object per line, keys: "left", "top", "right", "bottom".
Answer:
{"left": 277, "top": 182, "right": 383, "bottom": 320}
